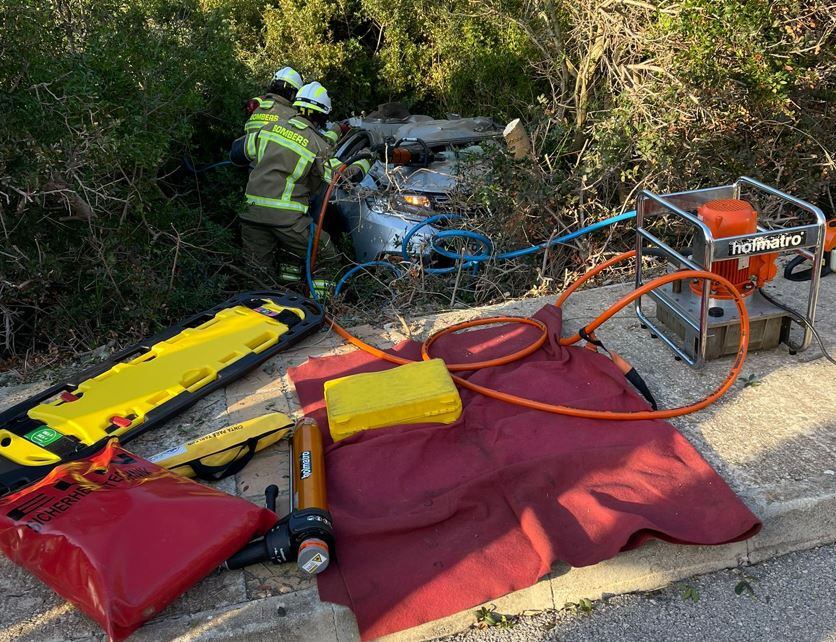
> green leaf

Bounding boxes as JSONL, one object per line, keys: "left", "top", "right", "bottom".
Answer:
{"left": 735, "top": 580, "right": 755, "bottom": 596}
{"left": 681, "top": 585, "right": 700, "bottom": 602}
{"left": 475, "top": 605, "right": 517, "bottom": 628}
{"left": 564, "top": 598, "right": 595, "bottom": 614}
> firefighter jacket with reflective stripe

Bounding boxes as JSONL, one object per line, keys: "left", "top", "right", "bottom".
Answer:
{"left": 242, "top": 116, "right": 331, "bottom": 224}
{"left": 244, "top": 94, "right": 296, "bottom": 134}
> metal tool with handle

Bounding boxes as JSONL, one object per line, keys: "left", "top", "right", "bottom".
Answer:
{"left": 225, "top": 418, "right": 334, "bottom": 574}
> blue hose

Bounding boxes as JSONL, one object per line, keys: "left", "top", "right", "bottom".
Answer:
{"left": 400, "top": 210, "right": 636, "bottom": 273}
{"left": 400, "top": 214, "right": 478, "bottom": 274}
{"left": 308, "top": 210, "right": 637, "bottom": 297}
{"left": 494, "top": 210, "right": 636, "bottom": 260}
{"left": 429, "top": 229, "right": 493, "bottom": 263}
{"left": 334, "top": 261, "right": 404, "bottom": 297}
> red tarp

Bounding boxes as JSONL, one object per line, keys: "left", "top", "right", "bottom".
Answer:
{"left": 289, "top": 306, "right": 761, "bottom": 639}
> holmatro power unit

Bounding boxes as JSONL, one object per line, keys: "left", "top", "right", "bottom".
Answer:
{"left": 634, "top": 176, "right": 832, "bottom": 365}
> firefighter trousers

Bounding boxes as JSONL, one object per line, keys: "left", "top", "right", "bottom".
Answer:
{"left": 241, "top": 213, "right": 337, "bottom": 275}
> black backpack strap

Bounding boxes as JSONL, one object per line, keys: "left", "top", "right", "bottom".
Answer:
{"left": 188, "top": 438, "right": 259, "bottom": 482}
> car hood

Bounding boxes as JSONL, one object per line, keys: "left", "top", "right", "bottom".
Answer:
{"left": 370, "top": 158, "right": 459, "bottom": 194}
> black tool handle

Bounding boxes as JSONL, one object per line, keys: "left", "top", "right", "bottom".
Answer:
{"left": 265, "top": 484, "right": 279, "bottom": 513}
{"left": 189, "top": 439, "right": 259, "bottom": 481}
{"left": 224, "top": 538, "right": 268, "bottom": 570}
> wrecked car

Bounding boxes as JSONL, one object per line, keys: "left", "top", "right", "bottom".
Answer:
{"left": 330, "top": 104, "right": 502, "bottom": 262}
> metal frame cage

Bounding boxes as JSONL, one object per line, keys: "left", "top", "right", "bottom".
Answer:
{"left": 634, "top": 176, "right": 827, "bottom": 367}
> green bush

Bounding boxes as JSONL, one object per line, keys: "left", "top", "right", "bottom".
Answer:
{"left": 0, "top": 0, "right": 251, "bottom": 359}
{"left": 454, "top": 0, "right": 834, "bottom": 257}
{"left": 1, "top": 0, "right": 833, "bottom": 363}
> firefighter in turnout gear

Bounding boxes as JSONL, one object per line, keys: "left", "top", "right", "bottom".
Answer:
{"left": 232, "top": 81, "right": 339, "bottom": 282}
{"left": 243, "top": 67, "right": 303, "bottom": 135}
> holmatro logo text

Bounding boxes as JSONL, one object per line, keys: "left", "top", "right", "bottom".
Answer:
{"left": 729, "top": 233, "right": 804, "bottom": 256}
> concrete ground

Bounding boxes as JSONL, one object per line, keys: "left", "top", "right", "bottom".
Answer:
{"left": 441, "top": 542, "right": 836, "bottom": 642}
{"left": 0, "top": 273, "right": 834, "bottom": 641}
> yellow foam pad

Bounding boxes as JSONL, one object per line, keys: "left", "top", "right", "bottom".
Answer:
{"left": 324, "top": 359, "right": 462, "bottom": 442}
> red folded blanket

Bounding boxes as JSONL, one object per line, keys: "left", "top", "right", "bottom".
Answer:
{"left": 289, "top": 305, "right": 760, "bottom": 639}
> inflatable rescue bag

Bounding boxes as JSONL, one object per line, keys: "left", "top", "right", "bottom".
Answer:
{"left": 0, "top": 441, "right": 277, "bottom": 641}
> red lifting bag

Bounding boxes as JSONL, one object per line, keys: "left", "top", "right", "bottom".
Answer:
{"left": 0, "top": 441, "right": 277, "bottom": 641}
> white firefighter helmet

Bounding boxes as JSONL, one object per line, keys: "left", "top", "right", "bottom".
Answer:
{"left": 293, "top": 81, "right": 332, "bottom": 115}
{"left": 272, "top": 66, "right": 303, "bottom": 90}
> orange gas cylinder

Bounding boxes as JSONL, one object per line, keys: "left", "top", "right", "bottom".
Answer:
{"left": 691, "top": 199, "right": 778, "bottom": 298}
{"left": 292, "top": 417, "right": 327, "bottom": 512}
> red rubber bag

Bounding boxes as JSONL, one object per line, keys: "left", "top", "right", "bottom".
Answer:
{"left": 0, "top": 441, "right": 277, "bottom": 641}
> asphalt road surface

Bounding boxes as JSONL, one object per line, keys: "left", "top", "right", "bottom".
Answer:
{"left": 440, "top": 543, "right": 836, "bottom": 642}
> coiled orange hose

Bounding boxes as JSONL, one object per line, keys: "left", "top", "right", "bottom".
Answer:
{"left": 313, "top": 171, "right": 749, "bottom": 420}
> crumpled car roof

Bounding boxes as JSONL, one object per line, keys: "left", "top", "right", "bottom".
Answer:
{"left": 344, "top": 112, "right": 501, "bottom": 195}
{"left": 346, "top": 113, "right": 501, "bottom": 145}
{"left": 393, "top": 117, "right": 500, "bottom": 145}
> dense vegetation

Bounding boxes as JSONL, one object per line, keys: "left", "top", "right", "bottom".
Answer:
{"left": 1, "top": 0, "right": 833, "bottom": 364}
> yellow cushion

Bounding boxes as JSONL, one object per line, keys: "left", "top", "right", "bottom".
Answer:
{"left": 324, "top": 359, "right": 462, "bottom": 442}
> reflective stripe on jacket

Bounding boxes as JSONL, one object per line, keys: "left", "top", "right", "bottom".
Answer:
{"left": 244, "top": 94, "right": 296, "bottom": 134}
{"left": 241, "top": 116, "right": 331, "bottom": 224}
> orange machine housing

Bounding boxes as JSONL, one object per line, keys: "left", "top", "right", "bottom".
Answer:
{"left": 691, "top": 199, "right": 778, "bottom": 298}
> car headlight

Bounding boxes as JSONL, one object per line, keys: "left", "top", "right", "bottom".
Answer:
{"left": 401, "top": 194, "right": 431, "bottom": 209}
{"left": 366, "top": 194, "right": 434, "bottom": 215}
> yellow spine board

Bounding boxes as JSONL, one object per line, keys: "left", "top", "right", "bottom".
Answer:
{"left": 149, "top": 412, "right": 294, "bottom": 478}
{"left": 324, "top": 358, "right": 462, "bottom": 442}
{"left": 6, "top": 303, "right": 301, "bottom": 466}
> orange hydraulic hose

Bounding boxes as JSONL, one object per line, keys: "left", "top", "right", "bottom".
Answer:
{"left": 421, "top": 316, "right": 548, "bottom": 371}
{"left": 555, "top": 250, "right": 637, "bottom": 308}
{"left": 313, "top": 169, "right": 750, "bottom": 420}
{"left": 330, "top": 263, "right": 748, "bottom": 420}
{"left": 310, "top": 164, "right": 347, "bottom": 273}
